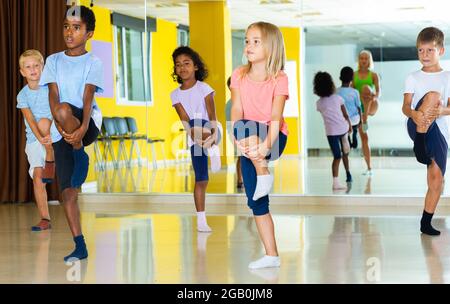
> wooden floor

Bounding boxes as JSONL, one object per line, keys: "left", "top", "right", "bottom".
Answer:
{"left": 4, "top": 155, "right": 450, "bottom": 284}
{"left": 1, "top": 202, "right": 450, "bottom": 284}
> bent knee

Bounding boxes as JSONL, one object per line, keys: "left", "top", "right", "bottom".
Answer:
{"left": 422, "top": 91, "right": 441, "bottom": 107}
{"left": 37, "top": 118, "right": 52, "bottom": 133}
{"left": 54, "top": 103, "right": 73, "bottom": 123}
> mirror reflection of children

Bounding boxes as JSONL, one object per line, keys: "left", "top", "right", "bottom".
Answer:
{"left": 170, "top": 46, "right": 222, "bottom": 233}
{"left": 314, "top": 71, "right": 353, "bottom": 190}
{"left": 352, "top": 50, "right": 381, "bottom": 176}
{"left": 337, "top": 66, "right": 362, "bottom": 151}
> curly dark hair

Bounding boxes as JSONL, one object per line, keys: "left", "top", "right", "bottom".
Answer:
{"left": 65, "top": 5, "right": 96, "bottom": 32}
{"left": 339, "top": 66, "right": 354, "bottom": 84}
{"left": 313, "top": 71, "right": 335, "bottom": 97}
{"left": 172, "top": 46, "right": 208, "bottom": 84}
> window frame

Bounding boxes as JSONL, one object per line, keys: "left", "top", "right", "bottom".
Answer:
{"left": 113, "top": 25, "right": 153, "bottom": 106}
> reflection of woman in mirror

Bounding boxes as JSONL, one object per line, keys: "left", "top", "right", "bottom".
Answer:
{"left": 352, "top": 50, "right": 381, "bottom": 176}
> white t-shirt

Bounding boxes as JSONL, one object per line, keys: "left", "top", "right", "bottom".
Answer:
{"left": 316, "top": 94, "right": 349, "bottom": 136}
{"left": 404, "top": 70, "right": 450, "bottom": 143}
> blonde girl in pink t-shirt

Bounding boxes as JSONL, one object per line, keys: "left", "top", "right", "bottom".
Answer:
{"left": 230, "top": 22, "right": 289, "bottom": 269}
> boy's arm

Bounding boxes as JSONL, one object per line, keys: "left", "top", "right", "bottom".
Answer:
{"left": 64, "top": 84, "right": 96, "bottom": 145}
{"left": 20, "top": 108, "right": 51, "bottom": 145}
{"left": 48, "top": 83, "right": 60, "bottom": 118}
{"left": 48, "top": 83, "right": 66, "bottom": 136}
{"left": 403, "top": 93, "right": 425, "bottom": 127}
{"left": 340, "top": 105, "right": 352, "bottom": 133}
{"left": 437, "top": 97, "right": 450, "bottom": 116}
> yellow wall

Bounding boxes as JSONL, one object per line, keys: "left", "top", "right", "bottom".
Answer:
{"left": 189, "top": 1, "right": 232, "bottom": 164}
{"left": 280, "top": 27, "right": 301, "bottom": 155}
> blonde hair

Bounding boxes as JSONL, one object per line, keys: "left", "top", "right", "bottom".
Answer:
{"left": 357, "top": 50, "right": 374, "bottom": 70}
{"left": 242, "top": 21, "right": 286, "bottom": 79}
{"left": 19, "top": 49, "right": 44, "bottom": 69}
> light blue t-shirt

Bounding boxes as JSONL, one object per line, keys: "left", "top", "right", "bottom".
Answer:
{"left": 16, "top": 85, "right": 59, "bottom": 144}
{"left": 40, "top": 51, "right": 104, "bottom": 142}
{"left": 337, "top": 86, "right": 361, "bottom": 119}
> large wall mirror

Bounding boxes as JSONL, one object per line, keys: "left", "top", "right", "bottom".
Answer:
{"left": 81, "top": 0, "right": 450, "bottom": 198}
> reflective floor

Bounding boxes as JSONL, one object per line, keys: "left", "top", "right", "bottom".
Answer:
{"left": 1, "top": 203, "right": 450, "bottom": 284}
{"left": 84, "top": 155, "right": 450, "bottom": 196}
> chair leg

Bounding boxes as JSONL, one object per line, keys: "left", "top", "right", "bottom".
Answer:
{"left": 150, "top": 142, "right": 157, "bottom": 169}
{"left": 93, "top": 141, "right": 104, "bottom": 171}
{"left": 135, "top": 139, "right": 143, "bottom": 167}
{"left": 159, "top": 141, "right": 166, "bottom": 167}
{"left": 118, "top": 140, "right": 129, "bottom": 168}
{"left": 129, "top": 140, "right": 135, "bottom": 167}
{"left": 107, "top": 140, "right": 118, "bottom": 169}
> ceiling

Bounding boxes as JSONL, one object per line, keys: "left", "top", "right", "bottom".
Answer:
{"left": 95, "top": 0, "right": 450, "bottom": 47}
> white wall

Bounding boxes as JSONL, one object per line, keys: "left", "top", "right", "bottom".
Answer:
{"left": 305, "top": 44, "right": 450, "bottom": 150}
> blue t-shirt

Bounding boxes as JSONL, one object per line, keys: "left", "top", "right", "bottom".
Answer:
{"left": 16, "top": 85, "right": 59, "bottom": 144}
{"left": 337, "top": 87, "right": 361, "bottom": 119}
{"left": 40, "top": 51, "right": 104, "bottom": 142}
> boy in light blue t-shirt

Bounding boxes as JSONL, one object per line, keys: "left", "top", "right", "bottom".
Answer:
{"left": 40, "top": 5, "right": 104, "bottom": 262}
{"left": 17, "top": 49, "right": 59, "bottom": 231}
{"left": 337, "top": 66, "right": 362, "bottom": 150}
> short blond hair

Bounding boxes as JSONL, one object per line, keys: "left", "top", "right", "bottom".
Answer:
{"left": 358, "top": 50, "right": 374, "bottom": 70}
{"left": 242, "top": 21, "right": 286, "bottom": 79}
{"left": 19, "top": 49, "right": 44, "bottom": 69}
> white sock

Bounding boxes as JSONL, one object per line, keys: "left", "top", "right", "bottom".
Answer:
{"left": 252, "top": 174, "right": 274, "bottom": 201}
{"left": 207, "top": 144, "right": 221, "bottom": 173}
{"left": 332, "top": 177, "right": 346, "bottom": 190}
{"left": 197, "top": 211, "right": 212, "bottom": 232}
{"left": 248, "top": 255, "right": 280, "bottom": 269}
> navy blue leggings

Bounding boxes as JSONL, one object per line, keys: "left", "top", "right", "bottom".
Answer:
{"left": 407, "top": 96, "right": 447, "bottom": 176}
{"left": 189, "top": 119, "right": 222, "bottom": 182}
{"left": 233, "top": 119, "right": 287, "bottom": 216}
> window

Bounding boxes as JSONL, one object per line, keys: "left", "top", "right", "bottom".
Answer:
{"left": 177, "top": 25, "right": 189, "bottom": 46}
{"left": 114, "top": 25, "right": 152, "bottom": 105}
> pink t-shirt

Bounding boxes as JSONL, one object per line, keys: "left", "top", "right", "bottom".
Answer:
{"left": 316, "top": 94, "right": 348, "bottom": 136}
{"left": 230, "top": 67, "right": 289, "bottom": 135}
{"left": 170, "top": 81, "right": 215, "bottom": 120}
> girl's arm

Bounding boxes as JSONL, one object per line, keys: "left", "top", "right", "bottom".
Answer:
{"left": 372, "top": 72, "right": 381, "bottom": 99}
{"left": 205, "top": 92, "right": 218, "bottom": 135}
{"left": 250, "top": 95, "right": 287, "bottom": 161}
{"left": 174, "top": 103, "right": 191, "bottom": 135}
{"left": 230, "top": 88, "right": 244, "bottom": 125}
{"left": 20, "top": 108, "right": 51, "bottom": 145}
{"left": 231, "top": 87, "right": 247, "bottom": 155}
